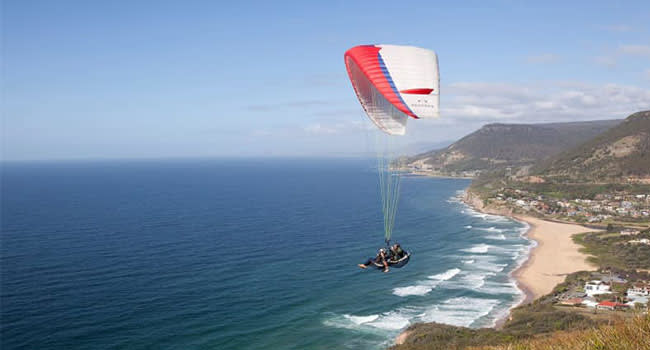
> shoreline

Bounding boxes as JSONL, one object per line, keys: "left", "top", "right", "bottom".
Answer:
{"left": 394, "top": 189, "right": 597, "bottom": 345}
{"left": 399, "top": 171, "right": 474, "bottom": 180}
{"left": 508, "top": 214, "right": 597, "bottom": 300}
{"left": 462, "top": 190, "right": 598, "bottom": 325}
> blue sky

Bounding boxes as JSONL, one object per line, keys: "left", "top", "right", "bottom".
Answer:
{"left": 3, "top": 0, "right": 650, "bottom": 160}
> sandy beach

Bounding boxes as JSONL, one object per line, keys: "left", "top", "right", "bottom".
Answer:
{"left": 462, "top": 191, "right": 599, "bottom": 301}
{"left": 395, "top": 193, "right": 600, "bottom": 345}
{"left": 512, "top": 215, "right": 598, "bottom": 301}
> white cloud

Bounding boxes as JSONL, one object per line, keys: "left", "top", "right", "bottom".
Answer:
{"left": 273, "top": 81, "right": 649, "bottom": 152}
{"left": 304, "top": 123, "right": 338, "bottom": 135}
{"left": 594, "top": 55, "right": 617, "bottom": 68}
{"left": 619, "top": 44, "right": 650, "bottom": 57}
{"left": 603, "top": 24, "right": 633, "bottom": 33}
{"left": 303, "top": 120, "right": 369, "bottom": 135}
{"left": 593, "top": 44, "right": 650, "bottom": 69}
{"left": 526, "top": 53, "right": 560, "bottom": 64}
{"left": 441, "top": 81, "right": 650, "bottom": 123}
{"left": 251, "top": 129, "right": 273, "bottom": 137}
{"left": 247, "top": 100, "right": 330, "bottom": 111}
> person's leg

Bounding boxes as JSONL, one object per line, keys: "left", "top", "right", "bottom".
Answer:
{"left": 358, "top": 258, "right": 373, "bottom": 268}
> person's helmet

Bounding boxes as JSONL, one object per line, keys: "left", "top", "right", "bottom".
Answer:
{"left": 379, "top": 248, "right": 386, "bottom": 253}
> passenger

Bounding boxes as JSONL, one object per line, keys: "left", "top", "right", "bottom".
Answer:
{"left": 390, "top": 244, "right": 405, "bottom": 261}
{"left": 358, "top": 248, "right": 390, "bottom": 272}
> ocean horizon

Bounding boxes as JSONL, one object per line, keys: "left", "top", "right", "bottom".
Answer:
{"left": 1, "top": 158, "right": 532, "bottom": 350}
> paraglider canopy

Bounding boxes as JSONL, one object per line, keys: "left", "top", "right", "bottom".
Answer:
{"left": 344, "top": 44, "right": 440, "bottom": 135}
{"left": 346, "top": 44, "right": 440, "bottom": 271}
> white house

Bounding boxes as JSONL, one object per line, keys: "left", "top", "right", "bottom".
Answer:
{"left": 620, "top": 229, "right": 640, "bottom": 236}
{"left": 628, "top": 283, "right": 650, "bottom": 297}
{"left": 581, "top": 297, "right": 599, "bottom": 308}
{"left": 628, "top": 238, "right": 650, "bottom": 245}
{"left": 584, "top": 280, "right": 611, "bottom": 297}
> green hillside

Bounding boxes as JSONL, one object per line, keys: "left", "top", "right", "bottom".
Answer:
{"left": 401, "top": 120, "right": 620, "bottom": 175}
{"left": 534, "top": 111, "right": 650, "bottom": 182}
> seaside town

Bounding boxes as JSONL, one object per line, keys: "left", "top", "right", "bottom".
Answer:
{"left": 482, "top": 187, "right": 650, "bottom": 227}
{"left": 473, "top": 184, "right": 650, "bottom": 317}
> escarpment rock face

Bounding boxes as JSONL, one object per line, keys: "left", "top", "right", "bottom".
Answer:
{"left": 401, "top": 119, "right": 621, "bottom": 177}
{"left": 534, "top": 111, "right": 650, "bottom": 183}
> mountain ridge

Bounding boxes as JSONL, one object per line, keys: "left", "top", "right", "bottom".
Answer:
{"left": 400, "top": 119, "right": 622, "bottom": 176}
{"left": 532, "top": 111, "right": 650, "bottom": 183}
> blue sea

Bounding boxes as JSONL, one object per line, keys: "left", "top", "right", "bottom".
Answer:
{"left": 1, "top": 159, "right": 532, "bottom": 350}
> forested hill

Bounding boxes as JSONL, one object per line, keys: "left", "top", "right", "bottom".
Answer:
{"left": 533, "top": 110, "right": 650, "bottom": 182}
{"left": 400, "top": 119, "right": 621, "bottom": 176}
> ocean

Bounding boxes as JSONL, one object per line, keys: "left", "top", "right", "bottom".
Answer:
{"left": 1, "top": 159, "right": 532, "bottom": 350}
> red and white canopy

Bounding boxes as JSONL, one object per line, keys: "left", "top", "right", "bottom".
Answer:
{"left": 344, "top": 44, "right": 440, "bottom": 135}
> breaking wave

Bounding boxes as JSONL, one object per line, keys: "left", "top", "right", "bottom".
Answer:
{"left": 462, "top": 244, "right": 491, "bottom": 253}
{"left": 419, "top": 297, "right": 500, "bottom": 327}
{"left": 429, "top": 268, "right": 461, "bottom": 281}
{"left": 393, "top": 268, "right": 462, "bottom": 297}
{"left": 324, "top": 310, "right": 412, "bottom": 332}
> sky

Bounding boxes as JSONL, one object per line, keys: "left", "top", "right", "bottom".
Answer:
{"left": 2, "top": 0, "right": 650, "bottom": 160}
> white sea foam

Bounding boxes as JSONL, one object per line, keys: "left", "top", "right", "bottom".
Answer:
{"left": 325, "top": 310, "right": 413, "bottom": 332}
{"left": 393, "top": 268, "right": 461, "bottom": 297}
{"left": 481, "top": 243, "right": 527, "bottom": 256}
{"left": 510, "top": 220, "right": 532, "bottom": 240}
{"left": 328, "top": 287, "right": 515, "bottom": 340}
{"left": 480, "top": 281, "right": 520, "bottom": 295}
{"left": 429, "top": 268, "right": 461, "bottom": 281}
{"left": 444, "top": 271, "right": 496, "bottom": 290}
{"left": 366, "top": 311, "right": 411, "bottom": 330}
{"left": 464, "top": 225, "right": 473, "bottom": 229}
{"left": 467, "top": 272, "right": 495, "bottom": 289}
{"left": 462, "top": 244, "right": 491, "bottom": 253}
{"left": 344, "top": 314, "right": 379, "bottom": 324}
{"left": 393, "top": 285, "right": 435, "bottom": 297}
{"left": 478, "top": 226, "right": 504, "bottom": 232}
{"left": 326, "top": 296, "right": 501, "bottom": 333}
{"left": 475, "top": 262, "right": 508, "bottom": 273}
{"left": 420, "top": 297, "right": 500, "bottom": 327}
{"left": 486, "top": 234, "right": 507, "bottom": 240}
{"left": 323, "top": 314, "right": 379, "bottom": 331}
{"left": 462, "top": 255, "right": 505, "bottom": 271}
{"left": 462, "top": 259, "right": 475, "bottom": 264}
{"left": 464, "top": 207, "right": 510, "bottom": 223}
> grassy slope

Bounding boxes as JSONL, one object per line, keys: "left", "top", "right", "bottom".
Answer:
{"left": 390, "top": 302, "right": 600, "bottom": 350}
{"left": 534, "top": 111, "right": 650, "bottom": 181}
{"left": 573, "top": 228, "right": 650, "bottom": 270}
{"left": 468, "top": 314, "right": 650, "bottom": 350}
